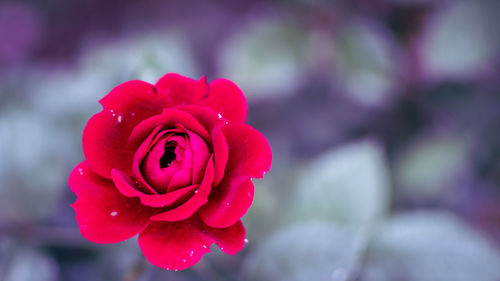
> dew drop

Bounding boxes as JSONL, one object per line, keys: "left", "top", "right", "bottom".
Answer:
{"left": 217, "top": 113, "right": 223, "bottom": 119}
{"left": 247, "top": 191, "right": 251, "bottom": 197}
{"left": 117, "top": 115, "right": 123, "bottom": 123}
{"left": 78, "top": 168, "right": 84, "bottom": 175}
{"left": 182, "top": 258, "right": 187, "bottom": 263}
{"left": 110, "top": 211, "right": 118, "bottom": 217}
{"left": 194, "top": 190, "right": 198, "bottom": 194}
{"left": 188, "top": 250, "right": 194, "bottom": 256}
{"left": 202, "top": 244, "right": 207, "bottom": 249}
{"left": 226, "top": 202, "right": 230, "bottom": 206}
{"left": 244, "top": 238, "right": 249, "bottom": 243}
{"left": 166, "top": 267, "right": 170, "bottom": 270}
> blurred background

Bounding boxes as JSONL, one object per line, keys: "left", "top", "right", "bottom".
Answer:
{"left": 1, "top": 0, "right": 500, "bottom": 280}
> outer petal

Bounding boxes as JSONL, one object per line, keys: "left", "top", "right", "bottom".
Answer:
{"left": 138, "top": 218, "right": 245, "bottom": 270}
{"left": 69, "top": 162, "right": 156, "bottom": 244}
{"left": 198, "top": 176, "right": 254, "bottom": 228}
{"left": 156, "top": 74, "right": 247, "bottom": 123}
{"left": 203, "top": 78, "right": 247, "bottom": 123}
{"left": 83, "top": 81, "right": 166, "bottom": 178}
{"left": 151, "top": 157, "right": 215, "bottom": 222}
{"left": 156, "top": 73, "right": 208, "bottom": 107}
{"left": 222, "top": 123, "right": 272, "bottom": 178}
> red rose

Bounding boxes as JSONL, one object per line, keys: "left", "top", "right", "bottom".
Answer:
{"left": 68, "top": 73, "right": 272, "bottom": 270}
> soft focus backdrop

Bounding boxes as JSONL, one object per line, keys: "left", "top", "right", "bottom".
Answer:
{"left": 2, "top": 0, "right": 500, "bottom": 280}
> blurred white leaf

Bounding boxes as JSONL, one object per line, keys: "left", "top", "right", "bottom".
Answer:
{"left": 81, "top": 31, "right": 199, "bottom": 84}
{"left": 0, "top": 108, "right": 71, "bottom": 220}
{"left": 394, "top": 135, "right": 468, "bottom": 201}
{"left": 360, "top": 211, "right": 500, "bottom": 281}
{"left": 243, "top": 221, "right": 366, "bottom": 281}
{"left": 4, "top": 247, "right": 58, "bottom": 281}
{"left": 217, "top": 17, "right": 309, "bottom": 100}
{"left": 28, "top": 31, "right": 198, "bottom": 121}
{"left": 286, "top": 140, "right": 391, "bottom": 227}
{"left": 334, "top": 21, "right": 401, "bottom": 107}
{"left": 242, "top": 179, "right": 281, "bottom": 240}
{"left": 418, "top": 1, "right": 500, "bottom": 79}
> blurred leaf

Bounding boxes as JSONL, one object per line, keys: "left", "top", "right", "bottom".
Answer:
{"left": 243, "top": 179, "right": 282, "bottom": 241}
{"left": 0, "top": 108, "right": 70, "bottom": 221}
{"left": 82, "top": 31, "right": 199, "bottom": 84}
{"left": 29, "top": 31, "right": 198, "bottom": 121}
{"left": 286, "top": 140, "right": 391, "bottom": 227}
{"left": 217, "top": 17, "right": 309, "bottom": 99}
{"left": 4, "top": 247, "right": 58, "bottom": 281}
{"left": 394, "top": 135, "right": 468, "bottom": 201}
{"left": 360, "top": 211, "right": 500, "bottom": 281}
{"left": 335, "top": 20, "right": 401, "bottom": 107}
{"left": 242, "top": 221, "right": 366, "bottom": 281}
{"left": 418, "top": 1, "right": 500, "bottom": 79}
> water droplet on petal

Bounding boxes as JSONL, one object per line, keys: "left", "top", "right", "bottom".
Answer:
{"left": 110, "top": 211, "right": 118, "bottom": 217}
{"left": 182, "top": 258, "right": 187, "bottom": 263}
{"left": 226, "top": 202, "right": 230, "bottom": 206}
{"left": 202, "top": 244, "right": 207, "bottom": 249}
{"left": 78, "top": 168, "right": 84, "bottom": 175}
{"left": 194, "top": 190, "right": 198, "bottom": 194}
{"left": 117, "top": 115, "right": 123, "bottom": 123}
{"left": 217, "top": 113, "right": 223, "bottom": 119}
{"left": 188, "top": 250, "right": 194, "bottom": 256}
{"left": 244, "top": 238, "right": 249, "bottom": 243}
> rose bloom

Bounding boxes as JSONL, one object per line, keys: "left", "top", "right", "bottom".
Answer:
{"left": 68, "top": 73, "right": 272, "bottom": 270}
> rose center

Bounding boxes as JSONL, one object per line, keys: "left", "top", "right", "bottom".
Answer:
{"left": 159, "top": 142, "right": 177, "bottom": 168}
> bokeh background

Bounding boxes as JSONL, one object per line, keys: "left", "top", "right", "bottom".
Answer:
{"left": 2, "top": 0, "right": 500, "bottom": 280}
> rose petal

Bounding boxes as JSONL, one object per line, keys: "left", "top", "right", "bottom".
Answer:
{"left": 83, "top": 80, "right": 166, "bottom": 178}
{"left": 198, "top": 176, "right": 254, "bottom": 228}
{"left": 138, "top": 218, "right": 245, "bottom": 270}
{"left": 143, "top": 134, "right": 192, "bottom": 193}
{"left": 222, "top": 123, "right": 272, "bottom": 178}
{"left": 175, "top": 105, "right": 225, "bottom": 133}
{"left": 112, "top": 169, "right": 198, "bottom": 208}
{"left": 186, "top": 130, "right": 210, "bottom": 184}
{"left": 211, "top": 128, "right": 229, "bottom": 186}
{"left": 151, "top": 157, "right": 215, "bottom": 222}
{"left": 69, "top": 162, "right": 155, "bottom": 243}
{"left": 131, "top": 126, "right": 165, "bottom": 194}
{"left": 128, "top": 108, "right": 210, "bottom": 147}
{"left": 175, "top": 105, "right": 228, "bottom": 185}
{"left": 156, "top": 73, "right": 208, "bottom": 107}
{"left": 203, "top": 78, "right": 247, "bottom": 124}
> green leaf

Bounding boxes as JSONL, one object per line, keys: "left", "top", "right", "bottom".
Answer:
{"left": 243, "top": 221, "right": 367, "bottom": 281}
{"left": 286, "top": 140, "right": 391, "bottom": 227}
{"left": 360, "top": 211, "right": 500, "bottom": 281}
